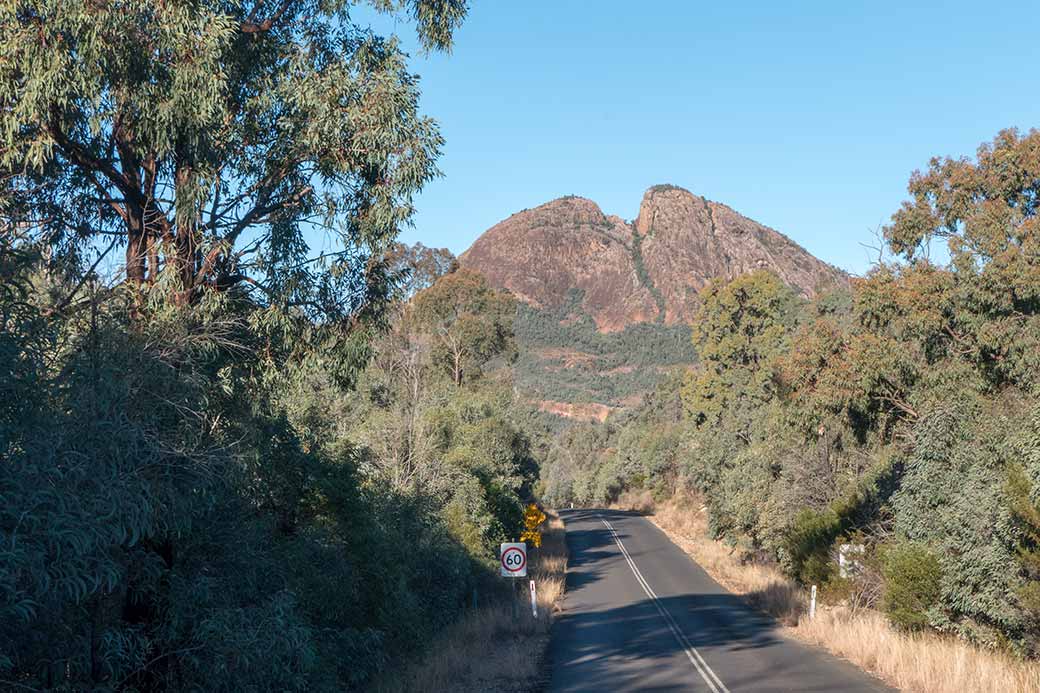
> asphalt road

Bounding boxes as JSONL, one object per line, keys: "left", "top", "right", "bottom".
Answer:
{"left": 548, "top": 509, "right": 895, "bottom": 692}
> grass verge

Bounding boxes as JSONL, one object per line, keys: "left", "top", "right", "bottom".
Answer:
{"left": 373, "top": 513, "right": 567, "bottom": 693}
{"left": 637, "top": 494, "right": 1040, "bottom": 693}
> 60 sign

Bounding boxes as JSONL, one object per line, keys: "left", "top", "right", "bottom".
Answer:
{"left": 499, "top": 542, "right": 527, "bottom": 577}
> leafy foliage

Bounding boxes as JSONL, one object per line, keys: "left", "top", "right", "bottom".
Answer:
{"left": 386, "top": 241, "right": 458, "bottom": 299}
{"left": 681, "top": 270, "right": 802, "bottom": 428}
{"left": 1009, "top": 411, "right": 1040, "bottom": 654}
{"left": 0, "top": 235, "right": 538, "bottom": 691}
{"left": 0, "top": 3, "right": 556, "bottom": 689}
{"left": 2, "top": 0, "right": 463, "bottom": 312}
{"left": 408, "top": 269, "right": 516, "bottom": 386}
{"left": 882, "top": 543, "right": 943, "bottom": 632}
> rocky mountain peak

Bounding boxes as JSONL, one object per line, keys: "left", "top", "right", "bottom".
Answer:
{"left": 634, "top": 184, "right": 703, "bottom": 236}
{"left": 460, "top": 186, "right": 847, "bottom": 332}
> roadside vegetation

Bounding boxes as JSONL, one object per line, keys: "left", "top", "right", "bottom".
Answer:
{"left": 544, "top": 129, "right": 1040, "bottom": 668}
{"left": 0, "top": 2, "right": 560, "bottom": 690}
{"left": 0, "top": 231, "right": 544, "bottom": 691}
{"left": 374, "top": 512, "right": 567, "bottom": 693}
{"left": 642, "top": 494, "right": 1040, "bottom": 693}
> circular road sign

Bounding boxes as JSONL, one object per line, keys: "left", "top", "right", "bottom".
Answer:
{"left": 500, "top": 543, "right": 527, "bottom": 577}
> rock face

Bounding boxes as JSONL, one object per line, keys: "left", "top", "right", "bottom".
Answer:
{"left": 460, "top": 185, "right": 847, "bottom": 332}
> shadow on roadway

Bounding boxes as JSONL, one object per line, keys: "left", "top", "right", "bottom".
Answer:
{"left": 550, "top": 509, "right": 865, "bottom": 692}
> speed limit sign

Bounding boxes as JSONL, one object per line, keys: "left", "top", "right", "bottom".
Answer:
{"left": 500, "top": 542, "right": 527, "bottom": 577}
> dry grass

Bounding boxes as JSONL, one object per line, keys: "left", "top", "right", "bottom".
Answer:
{"left": 373, "top": 513, "right": 568, "bottom": 693}
{"left": 634, "top": 494, "right": 1040, "bottom": 693}
{"left": 798, "top": 609, "right": 1040, "bottom": 693}
{"left": 651, "top": 498, "right": 805, "bottom": 626}
{"left": 611, "top": 489, "right": 656, "bottom": 515}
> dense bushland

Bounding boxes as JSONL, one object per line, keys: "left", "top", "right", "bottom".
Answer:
{"left": 542, "top": 128, "right": 1040, "bottom": 654}
{"left": 0, "top": 1, "right": 547, "bottom": 689}
{"left": 0, "top": 238, "right": 537, "bottom": 691}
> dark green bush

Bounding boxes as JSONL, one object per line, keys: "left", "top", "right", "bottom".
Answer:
{"left": 784, "top": 508, "right": 841, "bottom": 584}
{"left": 882, "top": 543, "right": 942, "bottom": 631}
{"left": 782, "top": 459, "right": 898, "bottom": 586}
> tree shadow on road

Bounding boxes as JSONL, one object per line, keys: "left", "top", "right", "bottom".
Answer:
{"left": 548, "top": 510, "right": 890, "bottom": 692}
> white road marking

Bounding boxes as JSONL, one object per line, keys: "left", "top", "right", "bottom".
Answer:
{"left": 600, "top": 516, "right": 732, "bottom": 693}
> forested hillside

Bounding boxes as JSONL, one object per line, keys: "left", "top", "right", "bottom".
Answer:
{"left": 542, "top": 128, "right": 1040, "bottom": 654}
{"left": 514, "top": 289, "right": 694, "bottom": 418}
{"left": 0, "top": 2, "right": 546, "bottom": 690}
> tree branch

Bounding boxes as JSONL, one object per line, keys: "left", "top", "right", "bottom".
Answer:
{"left": 43, "top": 239, "right": 118, "bottom": 317}
{"left": 46, "top": 110, "right": 144, "bottom": 206}
{"left": 241, "top": 0, "right": 294, "bottom": 34}
{"left": 194, "top": 185, "right": 312, "bottom": 285}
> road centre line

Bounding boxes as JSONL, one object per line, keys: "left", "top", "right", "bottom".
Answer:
{"left": 599, "top": 517, "right": 731, "bottom": 693}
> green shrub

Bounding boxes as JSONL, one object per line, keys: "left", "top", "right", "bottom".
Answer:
{"left": 784, "top": 508, "right": 841, "bottom": 584}
{"left": 780, "top": 459, "right": 898, "bottom": 586}
{"left": 882, "top": 542, "right": 942, "bottom": 631}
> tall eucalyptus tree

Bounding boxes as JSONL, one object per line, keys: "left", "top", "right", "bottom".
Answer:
{"left": 2, "top": 0, "right": 466, "bottom": 315}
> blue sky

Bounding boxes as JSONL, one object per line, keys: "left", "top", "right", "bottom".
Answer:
{"left": 369, "top": 1, "right": 1040, "bottom": 275}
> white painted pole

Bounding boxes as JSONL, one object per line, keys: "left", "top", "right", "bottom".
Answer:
{"left": 530, "top": 579, "right": 538, "bottom": 618}
{"left": 810, "top": 585, "right": 817, "bottom": 620}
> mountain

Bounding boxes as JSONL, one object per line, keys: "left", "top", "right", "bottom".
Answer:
{"left": 459, "top": 185, "right": 848, "bottom": 420}
{"left": 460, "top": 185, "right": 847, "bottom": 332}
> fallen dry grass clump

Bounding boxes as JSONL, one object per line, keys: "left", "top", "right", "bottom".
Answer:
{"left": 374, "top": 513, "right": 567, "bottom": 693}
{"left": 611, "top": 488, "right": 656, "bottom": 515}
{"left": 639, "top": 495, "right": 1040, "bottom": 693}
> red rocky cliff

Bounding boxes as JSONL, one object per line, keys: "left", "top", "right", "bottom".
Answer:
{"left": 460, "top": 186, "right": 847, "bottom": 332}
